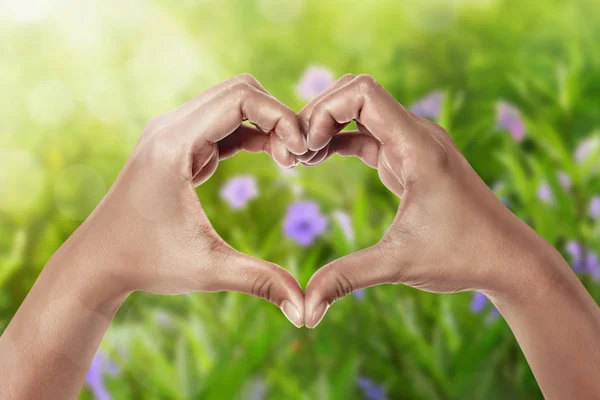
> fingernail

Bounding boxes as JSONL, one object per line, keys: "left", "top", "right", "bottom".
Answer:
{"left": 301, "top": 132, "right": 309, "bottom": 153}
{"left": 306, "top": 130, "right": 316, "bottom": 151}
{"left": 281, "top": 301, "right": 303, "bottom": 328}
{"left": 308, "top": 302, "right": 328, "bottom": 329}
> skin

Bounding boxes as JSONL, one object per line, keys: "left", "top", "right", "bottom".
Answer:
{"left": 0, "top": 74, "right": 307, "bottom": 400}
{"left": 299, "top": 74, "right": 600, "bottom": 399}
{"left": 1, "top": 73, "right": 599, "bottom": 399}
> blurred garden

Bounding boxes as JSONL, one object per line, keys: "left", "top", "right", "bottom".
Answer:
{"left": 1, "top": 0, "right": 600, "bottom": 398}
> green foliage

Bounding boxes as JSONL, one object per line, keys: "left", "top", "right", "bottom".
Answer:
{"left": 1, "top": 0, "right": 600, "bottom": 398}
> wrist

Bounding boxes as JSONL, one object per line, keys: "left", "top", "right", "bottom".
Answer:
{"left": 48, "top": 225, "right": 132, "bottom": 313}
{"left": 484, "top": 235, "right": 576, "bottom": 310}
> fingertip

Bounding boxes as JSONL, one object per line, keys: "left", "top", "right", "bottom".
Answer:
{"left": 300, "top": 131, "right": 309, "bottom": 155}
{"left": 296, "top": 149, "right": 316, "bottom": 163}
{"left": 306, "top": 302, "right": 329, "bottom": 329}
{"left": 284, "top": 122, "right": 308, "bottom": 156}
{"left": 307, "top": 134, "right": 327, "bottom": 152}
{"left": 271, "top": 136, "right": 295, "bottom": 168}
{"left": 281, "top": 300, "right": 304, "bottom": 328}
{"left": 303, "top": 279, "right": 328, "bottom": 329}
{"left": 288, "top": 143, "right": 308, "bottom": 156}
{"left": 305, "top": 148, "right": 329, "bottom": 166}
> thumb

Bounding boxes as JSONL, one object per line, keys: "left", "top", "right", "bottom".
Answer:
{"left": 215, "top": 251, "right": 305, "bottom": 328}
{"left": 304, "top": 243, "right": 401, "bottom": 329}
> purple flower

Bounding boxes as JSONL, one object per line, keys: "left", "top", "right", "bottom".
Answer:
{"left": 575, "top": 137, "right": 599, "bottom": 164}
{"left": 248, "top": 379, "right": 266, "bottom": 400}
{"left": 585, "top": 252, "right": 600, "bottom": 281}
{"left": 486, "top": 308, "right": 500, "bottom": 323}
{"left": 220, "top": 176, "right": 258, "bottom": 209}
{"left": 537, "top": 181, "right": 553, "bottom": 203}
{"left": 283, "top": 201, "right": 328, "bottom": 246}
{"left": 333, "top": 210, "right": 354, "bottom": 243}
{"left": 410, "top": 91, "right": 444, "bottom": 120}
{"left": 358, "top": 377, "right": 387, "bottom": 400}
{"left": 566, "top": 240, "right": 584, "bottom": 272}
{"left": 471, "top": 291, "right": 499, "bottom": 321}
{"left": 85, "top": 350, "right": 119, "bottom": 400}
{"left": 353, "top": 289, "right": 365, "bottom": 300}
{"left": 296, "top": 66, "right": 335, "bottom": 101}
{"left": 566, "top": 241, "right": 600, "bottom": 280}
{"left": 557, "top": 171, "right": 571, "bottom": 191}
{"left": 589, "top": 196, "right": 600, "bottom": 220}
{"left": 496, "top": 101, "right": 525, "bottom": 142}
{"left": 470, "top": 291, "right": 488, "bottom": 313}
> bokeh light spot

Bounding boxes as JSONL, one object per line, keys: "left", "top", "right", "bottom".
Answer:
{"left": 0, "top": 149, "right": 45, "bottom": 215}
{"left": 85, "top": 71, "right": 128, "bottom": 124}
{"left": 258, "top": 0, "right": 304, "bottom": 23}
{"left": 28, "top": 80, "right": 74, "bottom": 126}
{"left": 404, "top": 0, "right": 458, "bottom": 33}
{"left": 0, "top": 0, "right": 53, "bottom": 24}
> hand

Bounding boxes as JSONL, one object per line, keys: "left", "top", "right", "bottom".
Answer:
{"left": 65, "top": 74, "right": 307, "bottom": 326}
{"left": 299, "top": 74, "right": 562, "bottom": 328}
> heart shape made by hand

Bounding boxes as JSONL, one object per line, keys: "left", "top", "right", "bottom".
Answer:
{"left": 90, "top": 73, "right": 547, "bottom": 330}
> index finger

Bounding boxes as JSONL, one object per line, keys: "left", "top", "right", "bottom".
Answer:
{"left": 174, "top": 80, "right": 307, "bottom": 167}
{"left": 296, "top": 74, "right": 356, "bottom": 163}
{"left": 307, "top": 74, "right": 437, "bottom": 154}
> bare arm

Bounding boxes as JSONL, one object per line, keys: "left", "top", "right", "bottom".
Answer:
{"left": 299, "top": 73, "right": 600, "bottom": 399}
{"left": 0, "top": 235, "right": 128, "bottom": 399}
{"left": 0, "top": 74, "right": 306, "bottom": 400}
{"left": 489, "top": 250, "right": 600, "bottom": 399}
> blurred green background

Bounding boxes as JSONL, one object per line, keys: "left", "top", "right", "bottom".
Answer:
{"left": 2, "top": 0, "right": 600, "bottom": 398}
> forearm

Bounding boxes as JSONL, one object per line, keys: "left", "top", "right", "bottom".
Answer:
{"left": 0, "top": 230, "right": 129, "bottom": 400}
{"left": 489, "top": 246, "right": 600, "bottom": 399}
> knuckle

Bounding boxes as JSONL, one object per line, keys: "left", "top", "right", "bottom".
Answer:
{"left": 251, "top": 274, "right": 275, "bottom": 303}
{"left": 428, "top": 143, "right": 450, "bottom": 170}
{"left": 136, "top": 133, "right": 180, "bottom": 166}
{"left": 235, "top": 72, "right": 258, "bottom": 85}
{"left": 144, "top": 113, "right": 167, "bottom": 133}
{"left": 235, "top": 72, "right": 260, "bottom": 88}
{"left": 434, "top": 124, "right": 449, "bottom": 136}
{"left": 340, "top": 73, "right": 356, "bottom": 81}
{"left": 228, "top": 82, "right": 255, "bottom": 99}
{"left": 354, "top": 74, "right": 380, "bottom": 93}
{"left": 323, "top": 269, "right": 357, "bottom": 302}
{"left": 433, "top": 125, "right": 453, "bottom": 143}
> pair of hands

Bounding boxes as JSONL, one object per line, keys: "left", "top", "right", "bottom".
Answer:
{"left": 82, "top": 73, "right": 551, "bottom": 328}
{"left": 5, "top": 72, "right": 597, "bottom": 400}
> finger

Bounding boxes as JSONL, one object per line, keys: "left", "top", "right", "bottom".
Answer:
{"left": 301, "top": 145, "right": 329, "bottom": 166}
{"left": 192, "top": 154, "right": 219, "bottom": 186}
{"left": 181, "top": 82, "right": 306, "bottom": 154}
{"left": 217, "top": 124, "right": 295, "bottom": 168}
{"left": 307, "top": 74, "right": 438, "bottom": 155}
{"left": 150, "top": 73, "right": 271, "bottom": 131}
{"left": 297, "top": 74, "right": 356, "bottom": 163}
{"left": 216, "top": 251, "right": 305, "bottom": 328}
{"left": 298, "top": 73, "right": 357, "bottom": 128}
{"left": 217, "top": 125, "right": 272, "bottom": 160}
{"left": 189, "top": 125, "right": 273, "bottom": 186}
{"left": 302, "top": 131, "right": 380, "bottom": 168}
{"left": 304, "top": 243, "right": 404, "bottom": 328}
{"left": 270, "top": 133, "right": 296, "bottom": 168}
